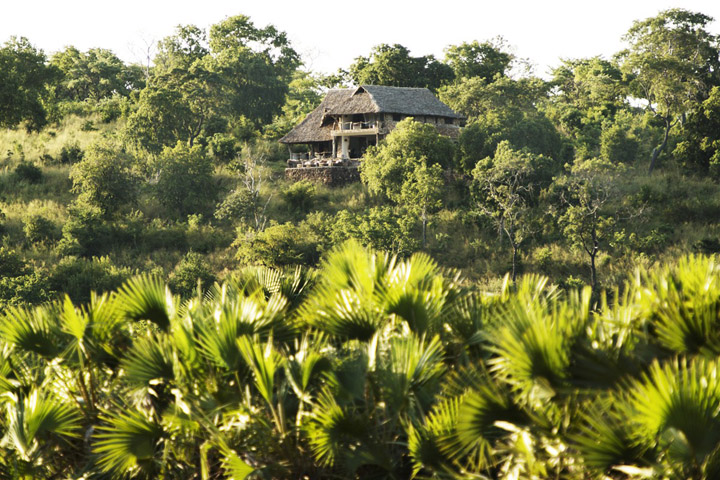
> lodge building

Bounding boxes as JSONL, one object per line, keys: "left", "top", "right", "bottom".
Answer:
{"left": 280, "top": 85, "right": 463, "bottom": 167}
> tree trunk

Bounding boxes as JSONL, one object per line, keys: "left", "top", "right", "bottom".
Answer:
{"left": 421, "top": 209, "right": 427, "bottom": 249}
{"left": 511, "top": 244, "right": 518, "bottom": 283}
{"left": 648, "top": 117, "right": 672, "bottom": 174}
{"left": 590, "top": 225, "right": 599, "bottom": 290}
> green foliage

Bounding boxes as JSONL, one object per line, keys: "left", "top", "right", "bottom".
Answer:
{"left": 346, "top": 43, "right": 454, "bottom": 91}
{"left": 168, "top": 251, "right": 216, "bottom": 298}
{"left": 58, "top": 200, "right": 114, "bottom": 256}
{"left": 23, "top": 214, "right": 59, "bottom": 245}
{"left": 281, "top": 180, "right": 316, "bottom": 215}
{"left": 675, "top": 86, "right": 720, "bottom": 175}
{"left": 59, "top": 141, "right": 84, "bottom": 164}
{"left": 70, "top": 140, "right": 139, "bottom": 215}
{"left": 445, "top": 76, "right": 563, "bottom": 171}
{"left": 48, "top": 255, "right": 131, "bottom": 304}
{"left": 235, "top": 222, "right": 320, "bottom": 267}
{"left": 619, "top": 8, "right": 720, "bottom": 171}
{"left": 12, "top": 161, "right": 42, "bottom": 184}
{"left": 361, "top": 118, "right": 454, "bottom": 202}
{"left": 154, "top": 142, "right": 217, "bottom": 217}
{"left": 444, "top": 38, "right": 514, "bottom": 81}
{"left": 0, "top": 37, "right": 54, "bottom": 130}
{"left": 50, "top": 46, "right": 143, "bottom": 102}
{"left": 0, "top": 243, "right": 719, "bottom": 478}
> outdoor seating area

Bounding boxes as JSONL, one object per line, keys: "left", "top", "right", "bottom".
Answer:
{"left": 286, "top": 155, "right": 359, "bottom": 168}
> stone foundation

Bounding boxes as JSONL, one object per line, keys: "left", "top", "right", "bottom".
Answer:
{"left": 285, "top": 166, "right": 360, "bottom": 187}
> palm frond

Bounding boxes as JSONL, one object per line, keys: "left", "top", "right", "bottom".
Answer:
{"left": 377, "top": 334, "right": 446, "bottom": 420}
{"left": 117, "top": 275, "right": 175, "bottom": 331}
{"left": 0, "top": 304, "right": 64, "bottom": 358}
{"left": 627, "top": 357, "right": 720, "bottom": 468}
{"left": 93, "top": 407, "right": 164, "bottom": 476}
{"left": 635, "top": 255, "right": 720, "bottom": 356}
{"left": 121, "top": 333, "right": 175, "bottom": 392}
{"left": 3, "top": 390, "right": 80, "bottom": 462}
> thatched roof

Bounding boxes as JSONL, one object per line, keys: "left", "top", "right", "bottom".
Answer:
{"left": 280, "top": 86, "right": 462, "bottom": 144}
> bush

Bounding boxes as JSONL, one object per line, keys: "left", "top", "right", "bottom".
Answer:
{"left": 208, "top": 133, "right": 240, "bottom": 163}
{"left": 58, "top": 200, "right": 114, "bottom": 257}
{"left": 48, "top": 256, "right": 131, "bottom": 304}
{"left": 0, "top": 247, "right": 49, "bottom": 308}
{"left": 281, "top": 180, "right": 317, "bottom": 215}
{"left": 13, "top": 161, "right": 43, "bottom": 184}
{"left": 186, "top": 214, "right": 233, "bottom": 253}
{"left": 235, "top": 222, "right": 321, "bottom": 267}
{"left": 600, "top": 122, "right": 639, "bottom": 164}
{"left": 70, "top": 140, "right": 139, "bottom": 216}
{"left": 169, "top": 252, "right": 216, "bottom": 298}
{"left": 0, "top": 246, "right": 28, "bottom": 278}
{"left": 155, "top": 143, "right": 218, "bottom": 217}
{"left": 59, "top": 142, "right": 84, "bottom": 164}
{"left": 214, "top": 188, "right": 254, "bottom": 224}
{"left": 23, "top": 214, "right": 59, "bottom": 245}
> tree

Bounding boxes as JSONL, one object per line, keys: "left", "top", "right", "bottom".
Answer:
{"left": 0, "top": 37, "right": 55, "bottom": 130}
{"left": 207, "top": 15, "right": 301, "bottom": 125}
{"left": 361, "top": 118, "right": 454, "bottom": 201}
{"left": 444, "top": 38, "right": 514, "bottom": 81}
{"left": 400, "top": 163, "right": 444, "bottom": 249}
{"left": 70, "top": 140, "right": 139, "bottom": 216}
{"left": 50, "top": 46, "right": 144, "bottom": 101}
{"left": 556, "top": 158, "right": 624, "bottom": 290}
{"left": 346, "top": 44, "right": 454, "bottom": 91}
{"left": 154, "top": 142, "right": 217, "bottom": 217}
{"left": 472, "top": 142, "right": 540, "bottom": 282}
{"left": 619, "top": 8, "right": 720, "bottom": 172}
{"left": 442, "top": 75, "right": 563, "bottom": 171}
{"left": 125, "top": 68, "right": 221, "bottom": 153}
{"left": 674, "top": 86, "right": 720, "bottom": 174}
{"left": 545, "top": 57, "right": 629, "bottom": 158}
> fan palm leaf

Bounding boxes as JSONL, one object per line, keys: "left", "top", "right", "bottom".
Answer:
{"left": 627, "top": 357, "right": 720, "bottom": 475}
{"left": 93, "top": 407, "right": 164, "bottom": 477}
{"left": 117, "top": 275, "right": 176, "bottom": 331}
{"left": 635, "top": 255, "right": 720, "bottom": 356}
{"left": 0, "top": 304, "right": 64, "bottom": 359}
{"left": 377, "top": 334, "right": 446, "bottom": 421}
{"left": 2, "top": 390, "right": 80, "bottom": 463}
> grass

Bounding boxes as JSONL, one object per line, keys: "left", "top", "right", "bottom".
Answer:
{"left": 0, "top": 114, "right": 120, "bottom": 165}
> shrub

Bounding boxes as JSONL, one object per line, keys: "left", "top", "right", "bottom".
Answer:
{"left": 59, "top": 142, "right": 84, "bottom": 164}
{"left": 58, "top": 200, "right": 114, "bottom": 257}
{"left": 70, "top": 140, "right": 139, "bottom": 216}
{"left": 23, "top": 214, "right": 59, "bottom": 245}
{"left": 155, "top": 143, "right": 217, "bottom": 217}
{"left": 169, "top": 252, "right": 216, "bottom": 298}
{"left": 281, "top": 180, "right": 317, "bottom": 215}
{"left": 13, "top": 161, "right": 43, "bottom": 184}
{"left": 214, "top": 188, "right": 254, "bottom": 224}
{"left": 693, "top": 237, "right": 720, "bottom": 254}
{"left": 0, "top": 246, "right": 28, "bottom": 278}
{"left": 208, "top": 133, "right": 240, "bottom": 164}
{"left": 48, "top": 256, "right": 131, "bottom": 304}
{"left": 235, "top": 222, "right": 320, "bottom": 267}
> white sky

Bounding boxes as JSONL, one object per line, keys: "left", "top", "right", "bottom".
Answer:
{"left": 2, "top": 1, "right": 720, "bottom": 77}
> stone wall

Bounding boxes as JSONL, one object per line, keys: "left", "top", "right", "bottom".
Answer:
{"left": 284, "top": 166, "right": 360, "bottom": 187}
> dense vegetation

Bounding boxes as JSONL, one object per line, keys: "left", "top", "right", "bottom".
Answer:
{"left": 3, "top": 243, "right": 720, "bottom": 479}
{"left": 1, "top": 9, "right": 720, "bottom": 309}
{"left": 2, "top": 9, "right": 720, "bottom": 477}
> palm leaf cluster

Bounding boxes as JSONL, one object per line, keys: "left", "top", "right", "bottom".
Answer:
{"left": 1, "top": 242, "right": 720, "bottom": 479}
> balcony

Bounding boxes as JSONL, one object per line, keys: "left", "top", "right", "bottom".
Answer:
{"left": 332, "top": 121, "right": 382, "bottom": 136}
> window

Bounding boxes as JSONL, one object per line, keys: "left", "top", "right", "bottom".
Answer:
{"left": 444, "top": 117, "right": 453, "bottom": 125}
{"left": 393, "top": 113, "right": 402, "bottom": 121}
